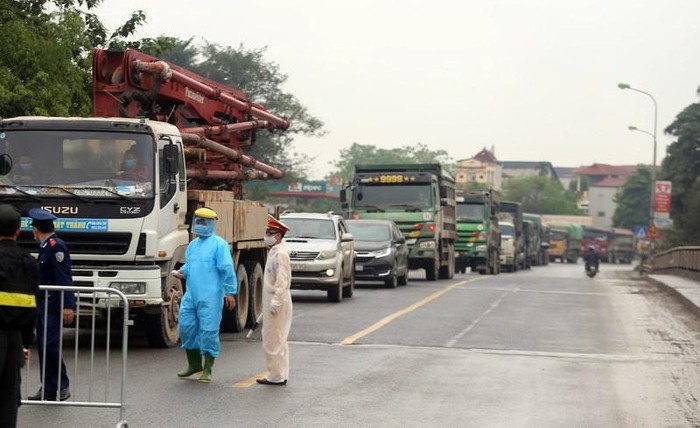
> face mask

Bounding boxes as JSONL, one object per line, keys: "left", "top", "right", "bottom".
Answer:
{"left": 121, "top": 159, "right": 135, "bottom": 170}
{"left": 193, "top": 223, "right": 212, "bottom": 237}
{"left": 19, "top": 163, "right": 32, "bottom": 173}
{"left": 264, "top": 235, "right": 277, "bottom": 246}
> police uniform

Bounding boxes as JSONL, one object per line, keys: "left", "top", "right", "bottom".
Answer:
{"left": 0, "top": 204, "right": 38, "bottom": 427}
{"left": 28, "top": 208, "right": 75, "bottom": 401}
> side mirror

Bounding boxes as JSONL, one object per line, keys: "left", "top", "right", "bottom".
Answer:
{"left": 339, "top": 188, "right": 347, "bottom": 203}
{"left": 396, "top": 236, "right": 406, "bottom": 244}
{"left": 0, "top": 154, "right": 12, "bottom": 176}
{"left": 341, "top": 232, "right": 354, "bottom": 242}
{"left": 162, "top": 142, "right": 178, "bottom": 176}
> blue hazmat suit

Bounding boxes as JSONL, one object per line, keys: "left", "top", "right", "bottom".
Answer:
{"left": 178, "top": 217, "right": 236, "bottom": 357}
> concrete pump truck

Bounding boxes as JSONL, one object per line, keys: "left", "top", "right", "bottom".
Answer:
{"left": 0, "top": 49, "right": 290, "bottom": 347}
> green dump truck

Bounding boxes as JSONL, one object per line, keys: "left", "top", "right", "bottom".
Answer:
{"left": 454, "top": 190, "right": 500, "bottom": 275}
{"left": 523, "top": 213, "right": 549, "bottom": 266}
{"left": 340, "top": 164, "right": 456, "bottom": 281}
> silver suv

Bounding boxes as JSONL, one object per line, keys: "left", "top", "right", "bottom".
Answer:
{"left": 280, "top": 212, "right": 355, "bottom": 302}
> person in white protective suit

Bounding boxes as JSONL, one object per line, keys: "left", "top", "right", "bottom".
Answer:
{"left": 256, "top": 215, "right": 292, "bottom": 386}
{"left": 172, "top": 207, "right": 237, "bottom": 383}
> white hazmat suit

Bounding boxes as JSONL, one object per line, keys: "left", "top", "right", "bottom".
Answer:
{"left": 261, "top": 242, "right": 292, "bottom": 383}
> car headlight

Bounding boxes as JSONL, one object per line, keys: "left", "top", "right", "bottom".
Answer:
{"left": 316, "top": 249, "right": 337, "bottom": 260}
{"left": 109, "top": 282, "right": 146, "bottom": 294}
{"left": 370, "top": 247, "right": 391, "bottom": 258}
{"left": 419, "top": 240, "right": 436, "bottom": 249}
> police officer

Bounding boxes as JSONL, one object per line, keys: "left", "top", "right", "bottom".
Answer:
{"left": 27, "top": 208, "right": 75, "bottom": 402}
{"left": 0, "top": 204, "right": 38, "bottom": 427}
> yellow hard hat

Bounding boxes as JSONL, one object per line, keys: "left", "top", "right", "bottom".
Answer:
{"left": 194, "top": 207, "right": 218, "bottom": 220}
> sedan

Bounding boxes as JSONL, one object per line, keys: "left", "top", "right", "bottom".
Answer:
{"left": 346, "top": 219, "right": 409, "bottom": 288}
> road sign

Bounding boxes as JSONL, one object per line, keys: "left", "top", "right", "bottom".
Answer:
{"left": 634, "top": 225, "right": 648, "bottom": 240}
{"left": 653, "top": 181, "right": 672, "bottom": 219}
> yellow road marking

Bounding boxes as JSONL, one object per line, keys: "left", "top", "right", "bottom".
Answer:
{"left": 234, "top": 371, "right": 269, "bottom": 388}
{"left": 340, "top": 278, "right": 479, "bottom": 345}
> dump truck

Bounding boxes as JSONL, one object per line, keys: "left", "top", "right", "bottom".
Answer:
{"left": 0, "top": 48, "right": 290, "bottom": 347}
{"left": 340, "top": 164, "right": 456, "bottom": 280}
{"left": 454, "top": 190, "right": 500, "bottom": 275}
{"left": 497, "top": 201, "right": 525, "bottom": 271}
{"left": 546, "top": 222, "right": 583, "bottom": 263}
{"left": 610, "top": 228, "right": 634, "bottom": 264}
{"left": 523, "top": 213, "right": 548, "bottom": 266}
{"left": 582, "top": 225, "right": 613, "bottom": 262}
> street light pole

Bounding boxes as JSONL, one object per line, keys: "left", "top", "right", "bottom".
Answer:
{"left": 618, "top": 83, "right": 658, "bottom": 235}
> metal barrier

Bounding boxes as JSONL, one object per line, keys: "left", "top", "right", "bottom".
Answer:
{"left": 22, "top": 285, "right": 131, "bottom": 428}
{"left": 652, "top": 246, "right": 700, "bottom": 274}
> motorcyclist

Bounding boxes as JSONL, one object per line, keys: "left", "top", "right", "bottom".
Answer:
{"left": 584, "top": 245, "right": 599, "bottom": 272}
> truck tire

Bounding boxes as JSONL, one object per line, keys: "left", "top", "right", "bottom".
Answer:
{"left": 244, "top": 261, "right": 264, "bottom": 329}
{"left": 221, "top": 264, "right": 249, "bottom": 333}
{"left": 438, "top": 248, "right": 455, "bottom": 279}
{"left": 144, "top": 274, "right": 183, "bottom": 348}
{"left": 328, "top": 268, "right": 344, "bottom": 302}
{"left": 426, "top": 260, "right": 439, "bottom": 281}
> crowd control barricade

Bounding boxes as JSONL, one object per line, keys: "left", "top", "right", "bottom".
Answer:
{"left": 23, "top": 285, "right": 131, "bottom": 428}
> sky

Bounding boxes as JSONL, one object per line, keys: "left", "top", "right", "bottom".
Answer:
{"left": 95, "top": 0, "right": 700, "bottom": 180}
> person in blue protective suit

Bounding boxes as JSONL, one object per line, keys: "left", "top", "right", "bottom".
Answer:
{"left": 27, "top": 208, "right": 75, "bottom": 402}
{"left": 171, "top": 207, "right": 237, "bottom": 383}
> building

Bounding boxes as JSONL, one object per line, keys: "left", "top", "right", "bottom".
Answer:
{"left": 454, "top": 148, "right": 502, "bottom": 190}
{"left": 554, "top": 167, "right": 576, "bottom": 191}
{"left": 574, "top": 164, "right": 639, "bottom": 227}
{"left": 501, "top": 161, "right": 560, "bottom": 185}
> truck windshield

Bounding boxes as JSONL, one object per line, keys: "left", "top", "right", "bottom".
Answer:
{"left": 0, "top": 130, "right": 154, "bottom": 198}
{"left": 456, "top": 204, "right": 485, "bottom": 222}
{"left": 354, "top": 184, "right": 433, "bottom": 210}
{"left": 499, "top": 224, "right": 514, "bottom": 237}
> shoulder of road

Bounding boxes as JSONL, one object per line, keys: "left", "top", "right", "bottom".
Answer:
{"left": 647, "top": 271, "right": 700, "bottom": 317}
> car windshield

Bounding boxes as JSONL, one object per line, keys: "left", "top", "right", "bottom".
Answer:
{"left": 282, "top": 218, "right": 336, "bottom": 239}
{"left": 347, "top": 222, "right": 391, "bottom": 242}
{"left": 0, "top": 129, "right": 154, "bottom": 198}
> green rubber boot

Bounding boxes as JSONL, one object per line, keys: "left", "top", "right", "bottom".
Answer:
{"left": 177, "top": 349, "right": 203, "bottom": 378}
{"left": 198, "top": 354, "right": 215, "bottom": 383}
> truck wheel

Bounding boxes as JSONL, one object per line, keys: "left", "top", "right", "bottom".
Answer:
{"left": 221, "top": 264, "right": 249, "bottom": 333}
{"left": 343, "top": 268, "right": 355, "bottom": 298}
{"left": 244, "top": 261, "right": 264, "bottom": 329}
{"left": 144, "top": 275, "right": 182, "bottom": 348}
{"left": 328, "top": 269, "right": 343, "bottom": 302}
{"left": 438, "top": 249, "right": 455, "bottom": 279}
{"left": 425, "top": 260, "right": 438, "bottom": 281}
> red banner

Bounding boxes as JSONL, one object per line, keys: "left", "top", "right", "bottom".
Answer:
{"left": 653, "top": 181, "right": 672, "bottom": 219}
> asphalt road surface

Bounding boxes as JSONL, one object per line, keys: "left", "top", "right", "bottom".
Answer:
{"left": 18, "top": 263, "right": 700, "bottom": 427}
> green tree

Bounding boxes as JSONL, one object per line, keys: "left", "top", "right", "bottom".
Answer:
{"left": 612, "top": 167, "right": 651, "bottom": 230}
{"left": 331, "top": 142, "right": 452, "bottom": 182}
{"left": 502, "top": 175, "right": 579, "bottom": 214}
{"left": 661, "top": 102, "right": 700, "bottom": 245}
{"left": 0, "top": 0, "right": 145, "bottom": 117}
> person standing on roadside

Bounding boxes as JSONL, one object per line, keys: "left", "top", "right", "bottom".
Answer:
{"left": 171, "top": 207, "right": 237, "bottom": 383}
{"left": 27, "top": 208, "right": 75, "bottom": 402}
{"left": 0, "top": 204, "right": 38, "bottom": 427}
{"left": 257, "top": 215, "right": 292, "bottom": 386}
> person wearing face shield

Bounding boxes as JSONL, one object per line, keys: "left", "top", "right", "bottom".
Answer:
{"left": 257, "top": 215, "right": 292, "bottom": 386}
{"left": 171, "top": 207, "right": 237, "bottom": 383}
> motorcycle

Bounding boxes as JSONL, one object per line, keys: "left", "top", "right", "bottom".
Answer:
{"left": 585, "top": 261, "right": 598, "bottom": 278}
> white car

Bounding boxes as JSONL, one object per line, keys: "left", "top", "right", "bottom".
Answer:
{"left": 280, "top": 212, "right": 355, "bottom": 302}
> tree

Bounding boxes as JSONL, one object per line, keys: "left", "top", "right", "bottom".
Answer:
{"left": 612, "top": 167, "right": 652, "bottom": 230}
{"left": 0, "top": 0, "right": 145, "bottom": 117}
{"left": 331, "top": 142, "right": 452, "bottom": 182}
{"left": 502, "top": 175, "right": 579, "bottom": 214}
{"left": 661, "top": 102, "right": 700, "bottom": 245}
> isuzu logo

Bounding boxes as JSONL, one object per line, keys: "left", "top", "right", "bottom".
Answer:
{"left": 120, "top": 206, "right": 141, "bottom": 214}
{"left": 42, "top": 206, "right": 78, "bottom": 215}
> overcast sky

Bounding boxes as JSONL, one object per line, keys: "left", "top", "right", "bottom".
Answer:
{"left": 96, "top": 0, "right": 700, "bottom": 179}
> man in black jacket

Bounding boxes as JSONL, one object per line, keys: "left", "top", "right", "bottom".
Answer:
{"left": 0, "top": 204, "right": 39, "bottom": 427}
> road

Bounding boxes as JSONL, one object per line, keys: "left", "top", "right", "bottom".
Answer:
{"left": 19, "top": 263, "right": 700, "bottom": 427}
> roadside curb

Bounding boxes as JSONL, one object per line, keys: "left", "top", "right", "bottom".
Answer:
{"left": 646, "top": 276, "right": 700, "bottom": 318}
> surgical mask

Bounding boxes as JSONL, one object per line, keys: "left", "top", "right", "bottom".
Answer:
{"left": 121, "top": 159, "right": 135, "bottom": 170}
{"left": 264, "top": 236, "right": 277, "bottom": 246}
{"left": 192, "top": 216, "right": 215, "bottom": 237}
{"left": 19, "top": 163, "right": 32, "bottom": 173}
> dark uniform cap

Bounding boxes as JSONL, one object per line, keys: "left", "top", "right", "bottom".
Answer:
{"left": 0, "top": 204, "right": 21, "bottom": 230}
{"left": 29, "top": 207, "right": 57, "bottom": 226}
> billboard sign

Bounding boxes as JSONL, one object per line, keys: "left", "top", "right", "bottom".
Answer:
{"left": 653, "top": 181, "right": 672, "bottom": 219}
